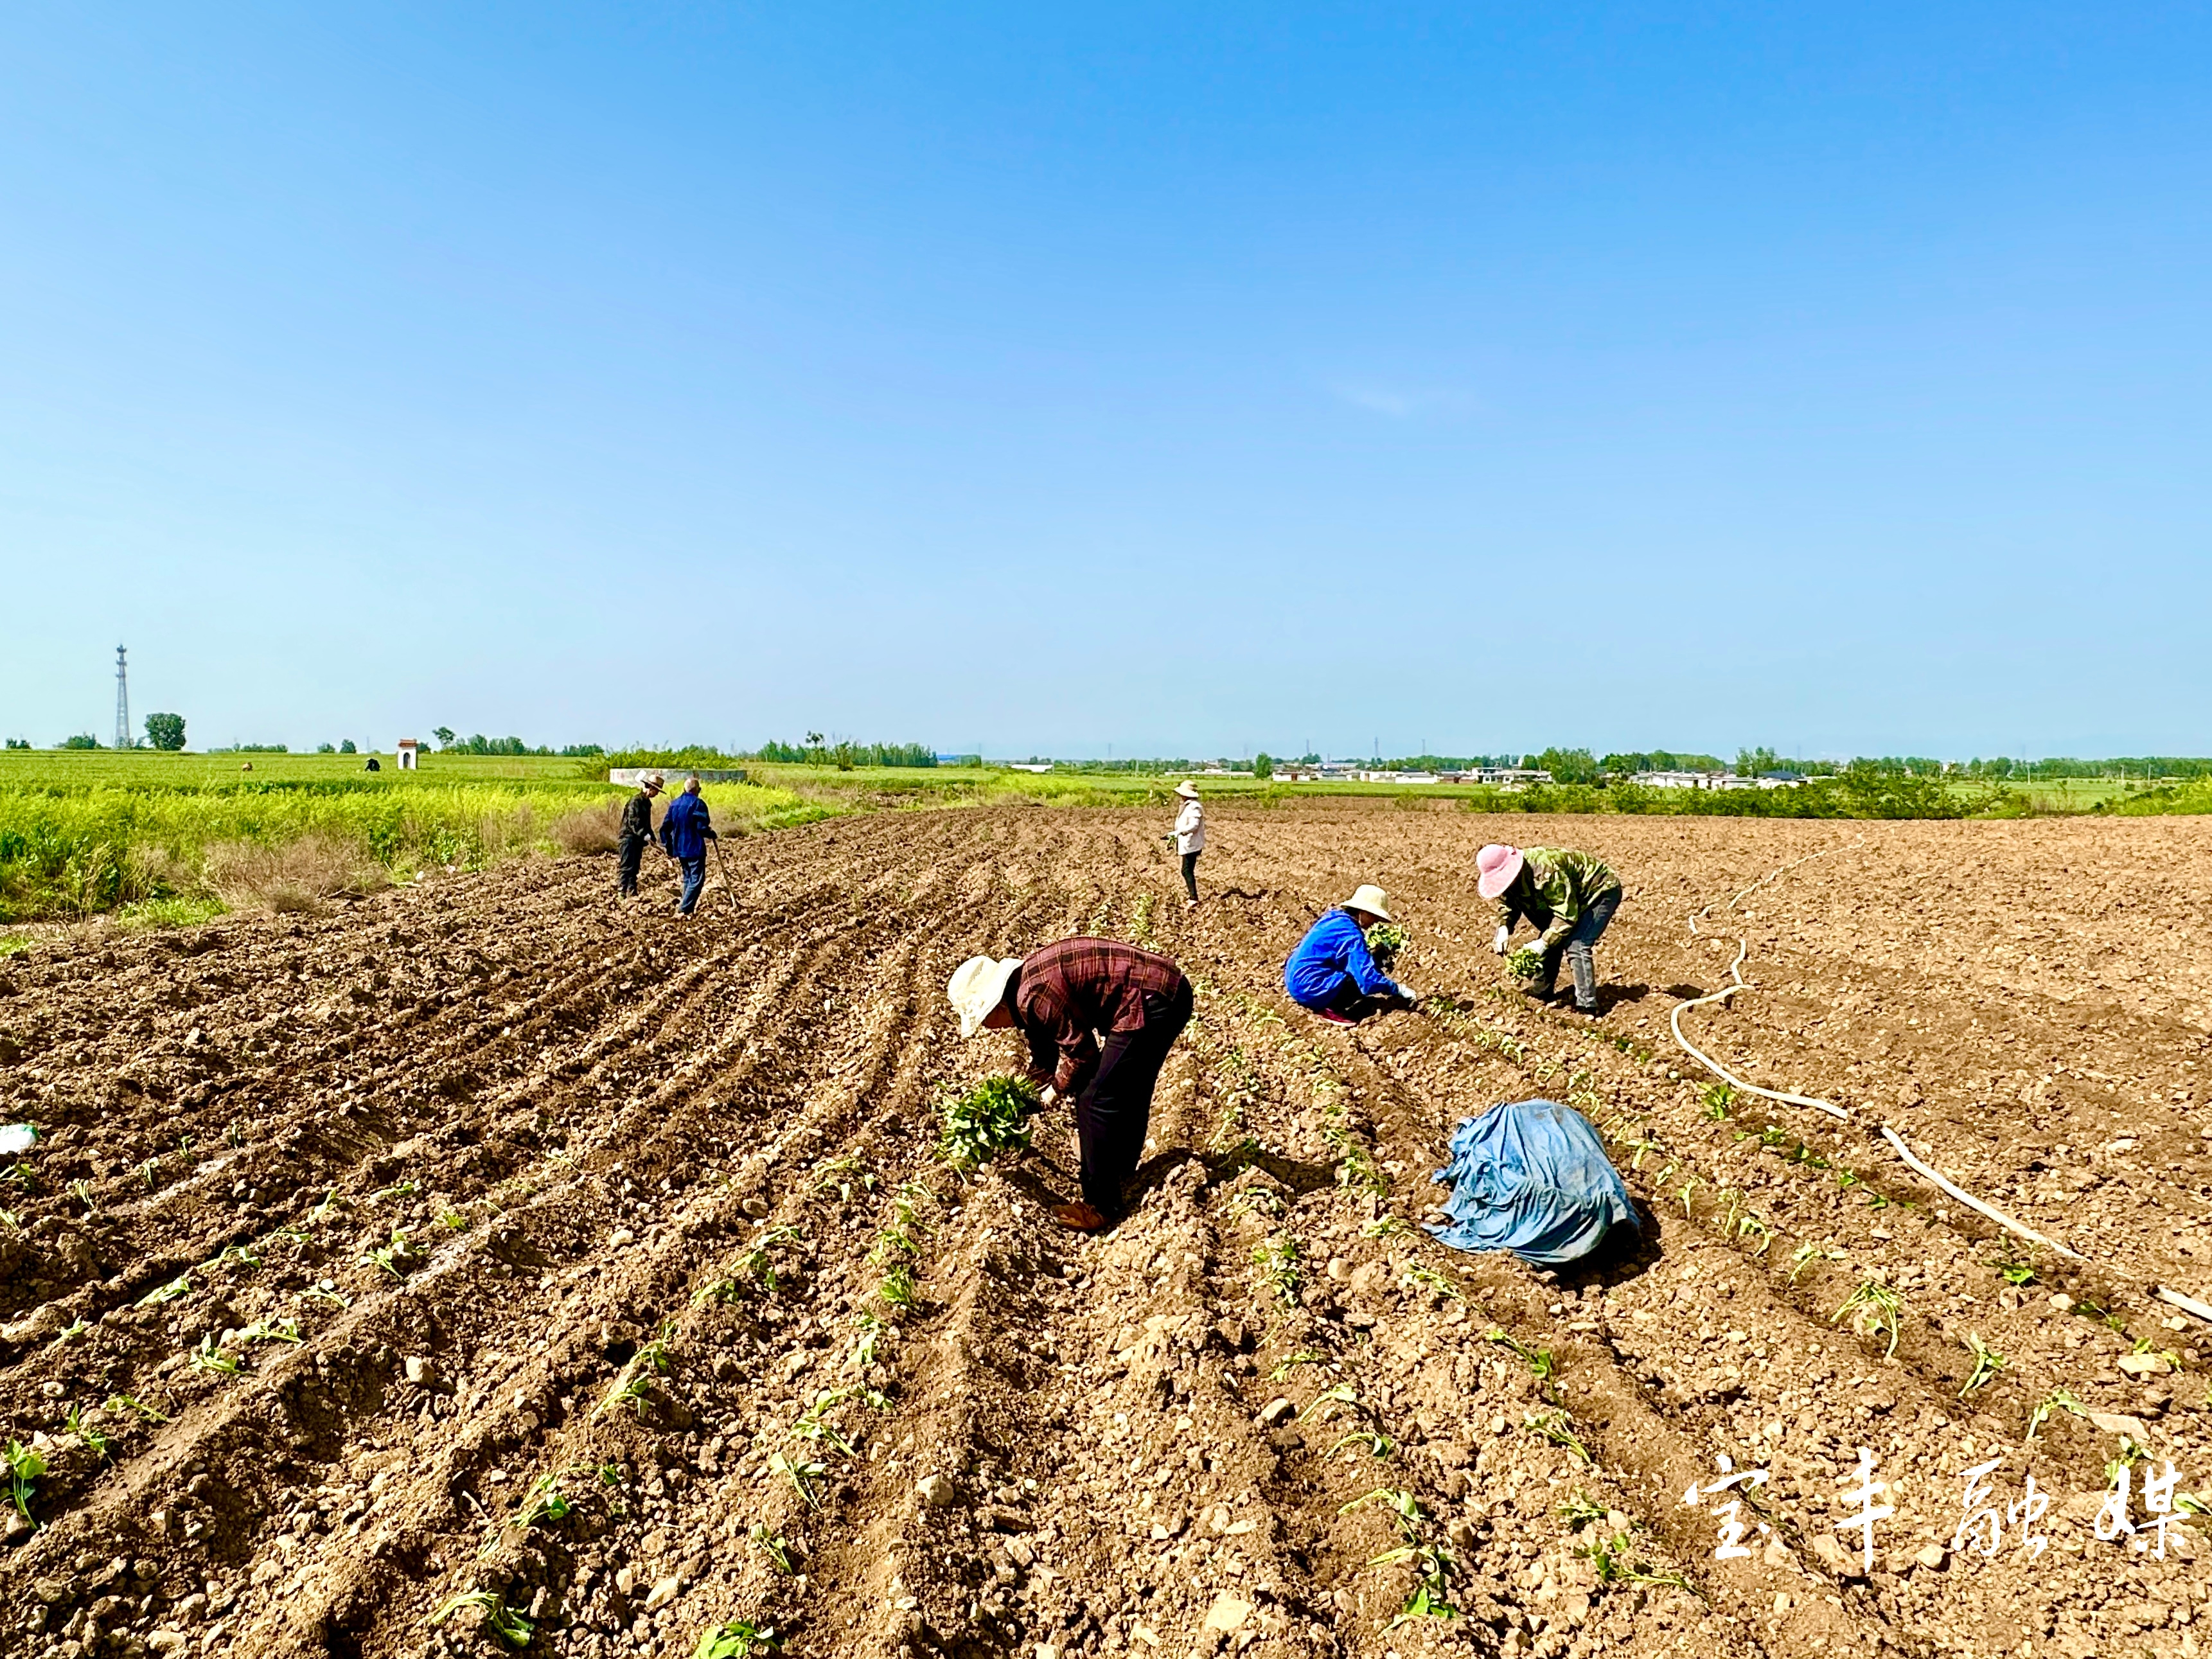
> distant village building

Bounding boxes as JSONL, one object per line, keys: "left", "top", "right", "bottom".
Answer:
{"left": 1628, "top": 768, "right": 1799, "bottom": 791}
{"left": 1006, "top": 762, "right": 1053, "bottom": 774}
{"left": 396, "top": 739, "right": 419, "bottom": 772}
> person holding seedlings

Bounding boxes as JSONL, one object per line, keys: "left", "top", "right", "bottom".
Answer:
{"left": 1283, "top": 885, "right": 1417, "bottom": 1024}
{"left": 948, "top": 937, "right": 1193, "bottom": 1233}
{"left": 657, "top": 773, "right": 718, "bottom": 916}
{"left": 1164, "top": 781, "right": 1205, "bottom": 907}
{"left": 1478, "top": 843, "right": 1622, "bottom": 1015}
{"left": 617, "top": 771, "right": 666, "bottom": 900}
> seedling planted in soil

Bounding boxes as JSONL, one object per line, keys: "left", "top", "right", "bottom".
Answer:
{"left": 695, "top": 1620, "right": 780, "bottom": 1659}
{"left": 1525, "top": 1409, "right": 1592, "bottom": 1464}
{"left": 5, "top": 1440, "right": 45, "bottom": 1522}
{"left": 1960, "top": 1333, "right": 2007, "bottom": 1398}
{"left": 107, "top": 1394, "right": 168, "bottom": 1424}
{"left": 750, "top": 1526, "right": 796, "bottom": 1575}
{"left": 1486, "top": 1328, "right": 1556, "bottom": 1383}
{"left": 188, "top": 1335, "right": 240, "bottom": 1375}
{"left": 429, "top": 1589, "right": 535, "bottom": 1650}
{"left": 138, "top": 1272, "right": 192, "bottom": 1307}
{"left": 1834, "top": 1281, "right": 1904, "bottom": 1361}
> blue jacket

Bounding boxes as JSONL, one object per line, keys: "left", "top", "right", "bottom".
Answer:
{"left": 659, "top": 791, "right": 717, "bottom": 860}
{"left": 1284, "top": 908, "right": 1403, "bottom": 1006}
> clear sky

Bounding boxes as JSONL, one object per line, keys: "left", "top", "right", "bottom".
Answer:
{"left": 3, "top": 4, "right": 2207, "bottom": 761}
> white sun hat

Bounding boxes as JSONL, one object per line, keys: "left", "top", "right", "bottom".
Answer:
{"left": 948, "top": 955, "right": 1023, "bottom": 1038}
{"left": 1174, "top": 781, "right": 1201, "bottom": 799}
{"left": 1343, "top": 885, "right": 1392, "bottom": 921}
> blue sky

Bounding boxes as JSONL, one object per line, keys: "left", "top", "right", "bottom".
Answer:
{"left": 3, "top": 4, "right": 2208, "bottom": 760}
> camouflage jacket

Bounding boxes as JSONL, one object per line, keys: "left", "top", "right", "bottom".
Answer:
{"left": 1496, "top": 847, "right": 1621, "bottom": 953}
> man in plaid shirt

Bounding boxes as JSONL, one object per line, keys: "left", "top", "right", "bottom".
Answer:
{"left": 948, "top": 937, "right": 1193, "bottom": 1231}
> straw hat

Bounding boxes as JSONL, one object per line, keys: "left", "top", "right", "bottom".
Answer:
{"left": 1174, "top": 782, "right": 1201, "bottom": 799}
{"left": 948, "top": 955, "right": 1023, "bottom": 1038}
{"left": 1342, "top": 885, "right": 1392, "bottom": 921}
{"left": 1475, "top": 844, "right": 1525, "bottom": 900}
{"left": 644, "top": 772, "right": 665, "bottom": 790}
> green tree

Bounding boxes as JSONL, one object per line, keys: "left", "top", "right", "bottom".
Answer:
{"left": 432, "top": 726, "right": 456, "bottom": 749}
{"left": 339, "top": 738, "right": 356, "bottom": 754}
{"left": 1252, "top": 752, "right": 1274, "bottom": 780}
{"left": 315, "top": 742, "right": 335, "bottom": 754}
{"left": 61, "top": 734, "right": 100, "bottom": 749}
{"left": 1736, "top": 746, "right": 1782, "bottom": 777}
{"left": 1534, "top": 747, "right": 1601, "bottom": 784}
{"left": 143, "top": 713, "right": 186, "bottom": 751}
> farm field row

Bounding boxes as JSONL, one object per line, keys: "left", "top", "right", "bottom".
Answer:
{"left": 2, "top": 806, "right": 2209, "bottom": 1657}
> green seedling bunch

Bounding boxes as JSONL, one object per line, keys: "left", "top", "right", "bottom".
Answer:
{"left": 1700, "top": 1083, "right": 1735, "bottom": 1119}
{"left": 107, "top": 1393, "right": 168, "bottom": 1423}
{"left": 1226, "top": 1184, "right": 1284, "bottom": 1221}
{"left": 1506, "top": 943, "right": 1546, "bottom": 982}
{"left": 813, "top": 1154, "right": 873, "bottom": 1202}
{"left": 596, "top": 1340, "right": 671, "bottom": 1421}
{"left": 367, "top": 1180, "right": 417, "bottom": 1203}
{"left": 1268, "top": 1349, "right": 1327, "bottom": 1383}
{"left": 876, "top": 1263, "right": 918, "bottom": 1309}
{"left": 2108, "top": 1436, "right": 2150, "bottom": 1486}
{"left": 1363, "top": 921, "right": 1408, "bottom": 973}
{"left": 4, "top": 1440, "right": 46, "bottom": 1522}
{"left": 1361, "top": 1213, "right": 1411, "bottom": 1239}
{"left": 1992, "top": 1254, "right": 2037, "bottom": 1287}
{"left": 1960, "top": 1333, "right": 2006, "bottom": 1399}
{"left": 69, "top": 1178, "right": 94, "bottom": 1212}
{"left": 1834, "top": 1281, "right": 1904, "bottom": 1360}
{"left": 213, "top": 1243, "right": 260, "bottom": 1269}
{"left": 239, "top": 1317, "right": 302, "bottom": 1345}
{"left": 1298, "top": 1381, "right": 1361, "bottom": 1423}
{"left": 139, "top": 1272, "right": 193, "bottom": 1308}
{"left": 1253, "top": 1232, "right": 1302, "bottom": 1308}
{"left": 188, "top": 1334, "right": 240, "bottom": 1374}
{"left": 695, "top": 1619, "right": 780, "bottom": 1659}
{"left": 1525, "top": 1409, "right": 1592, "bottom": 1464}
{"left": 938, "top": 1075, "right": 1039, "bottom": 1171}
{"left": 1486, "top": 1329, "right": 1556, "bottom": 1383}
{"left": 50, "top": 1315, "right": 87, "bottom": 1349}
{"left": 429, "top": 1589, "right": 534, "bottom": 1650}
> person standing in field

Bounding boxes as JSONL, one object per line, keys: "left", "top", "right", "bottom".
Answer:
{"left": 1284, "top": 885, "right": 1416, "bottom": 1024}
{"left": 1480, "top": 843, "right": 1623, "bottom": 1015}
{"left": 949, "top": 937, "right": 1193, "bottom": 1232}
{"left": 1165, "top": 781, "right": 1205, "bottom": 907}
{"left": 657, "top": 773, "right": 719, "bottom": 916}
{"left": 616, "top": 772, "right": 665, "bottom": 900}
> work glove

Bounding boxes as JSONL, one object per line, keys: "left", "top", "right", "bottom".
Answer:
{"left": 1492, "top": 925, "right": 1510, "bottom": 955}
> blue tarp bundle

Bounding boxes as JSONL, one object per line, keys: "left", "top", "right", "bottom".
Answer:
{"left": 1426, "top": 1098, "right": 1639, "bottom": 1266}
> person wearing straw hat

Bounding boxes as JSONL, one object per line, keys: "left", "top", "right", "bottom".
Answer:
{"left": 948, "top": 937, "right": 1193, "bottom": 1232}
{"left": 615, "top": 772, "right": 667, "bottom": 900}
{"left": 1478, "top": 843, "right": 1622, "bottom": 1015}
{"left": 1283, "top": 885, "right": 1417, "bottom": 1024}
{"left": 1164, "top": 781, "right": 1205, "bottom": 907}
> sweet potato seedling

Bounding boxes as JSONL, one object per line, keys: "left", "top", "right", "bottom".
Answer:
{"left": 1253, "top": 1232, "right": 1302, "bottom": 1308}
{"left": 49, "top": 1315, "right": 86, "bottom": 1349}
{"left": 1959, "top": 1333, "right": 2006, "bottom": 1398}
{"left": 188, "top": 1334, "right": 239, "bottom": 1374}
{"left": 239, "top": 1317, "right": 301, "bottom": 1345}
{"left": 750, "top": 1525, "right": 796, "bottom": 1575}
{"left": 68, "top": 1178, "right": 94, "bottom": 1212}
{"left": 62, "top": 1405, "right": 110, "bottom": 1460}
{"left": 1525, "top": 1409, "right": 1592, "bottom": 1464}
{"left": 1556, "top": 1491, "right": 1609, "bottom": 1530}
{"left": 695, "top": 1619, "right": 780, "bottom": 1659}
{"left": 138, "top": 1272, "right": 192, "bottom": 1307}
{"left": 429, "top": 1588, "right": 534, "bottom": 1649}
{"left": 1834, "top": 1282, "right": 1904, "bottom": 1360}
{"left": 1485, "top": 1329, "right": 1556, "bottom": 1382}
{"left": 937, "top": 1074, "right": 1038, "bottom": 1170}
{"left": 5, "top": 1440, "right": 45, "bottom": 1522}
{"left": 1401, "top": 1264, "right": 1465, "bottom": 1304}
{"left": 1269, "top": 1349, "right": 1328, "bottom": 1382}
{"left": 107, "top": 1393, "right": 167, "bottom": 1423}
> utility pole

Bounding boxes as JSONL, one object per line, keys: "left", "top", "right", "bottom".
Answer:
{"left": 114, "top": 645, "right": 130, "bottom": 751}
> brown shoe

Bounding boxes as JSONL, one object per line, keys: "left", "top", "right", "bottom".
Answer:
{"left": 1049, "top": 1202, "right": 1108, "bottom": 1232}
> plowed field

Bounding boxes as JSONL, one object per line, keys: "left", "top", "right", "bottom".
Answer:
{"left": 4, "top": 806, "right": 2211, "bottom": 1659}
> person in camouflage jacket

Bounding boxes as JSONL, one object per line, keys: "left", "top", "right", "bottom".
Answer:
{"left": 1475, "top": 844, "right": 1624, "bottom": 1014}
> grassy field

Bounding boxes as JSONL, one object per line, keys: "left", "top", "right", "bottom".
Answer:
{"left": 0, "top": 750, "right": 825, "bottom": 925}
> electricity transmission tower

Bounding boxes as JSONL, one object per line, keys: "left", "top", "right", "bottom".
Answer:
{"left": 114, "top": 644, "right": 130, "bottom": 750}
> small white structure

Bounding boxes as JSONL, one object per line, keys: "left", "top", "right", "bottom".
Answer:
{"left": 396, "top": 739, "right": 419, "bottom": 771}
{"left": 1006, "top": 762, "right": 1053, "bottom": 774}
{"left": 608, "top": 767, "right": 747, "bottom": 785}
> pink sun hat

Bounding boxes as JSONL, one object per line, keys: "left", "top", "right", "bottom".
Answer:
{"left": 1476, "top": 844, "right": 1525, "bottom": 900}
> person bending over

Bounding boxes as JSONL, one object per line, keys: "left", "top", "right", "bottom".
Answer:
{"left": 1284, "top": 885, "right": 1415, "bottom": 1024}
{"left": 1479, "top": 843, "right": 1622, "bottom": 1015}
{"left": 949, "top": 937, "right": 1193, "bottom": 1233}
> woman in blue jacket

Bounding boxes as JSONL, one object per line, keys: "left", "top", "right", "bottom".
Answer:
{"left": 1283, "top": 885, "right": 1415, "bottom": 1024}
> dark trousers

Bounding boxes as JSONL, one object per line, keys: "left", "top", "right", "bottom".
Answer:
{"left": 1180, "top": 851, "right": 1200, "bottom": 901}
{"left": 677, "top": 855, "right": 707, "bottom": 914}
{"left": 1075, "top": 980, "right": 1194, "bottom": 1216}
{"left": 1312, "top": 975, "right": 1408, "bottom": 1024}
{"left": 1523, "top": 887, "right": 1622, "bottom": 1002}
{"left": 617, "top": 833, "right": 648, "bottom": 896}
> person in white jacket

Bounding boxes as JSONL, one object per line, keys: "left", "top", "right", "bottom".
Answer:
{"left": 1165, "top": 781, "right": 1205, "bottom": 907}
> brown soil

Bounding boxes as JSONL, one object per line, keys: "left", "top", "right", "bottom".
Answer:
{"left": 2, "top": 805, "right": 2209, "bottom": 1659}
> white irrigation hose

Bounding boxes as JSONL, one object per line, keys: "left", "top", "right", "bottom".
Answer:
{"left": 1668, "top": 837, "right": 2212, "bottom": 1326}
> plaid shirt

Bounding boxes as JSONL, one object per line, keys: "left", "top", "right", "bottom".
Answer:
{"left": 1013, "top": 937, "right": 1187, "bottom": 1093}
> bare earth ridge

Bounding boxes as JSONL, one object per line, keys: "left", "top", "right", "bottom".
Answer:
{"left": 2, "top": 804, "right": 2209, "bottom": 1659}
